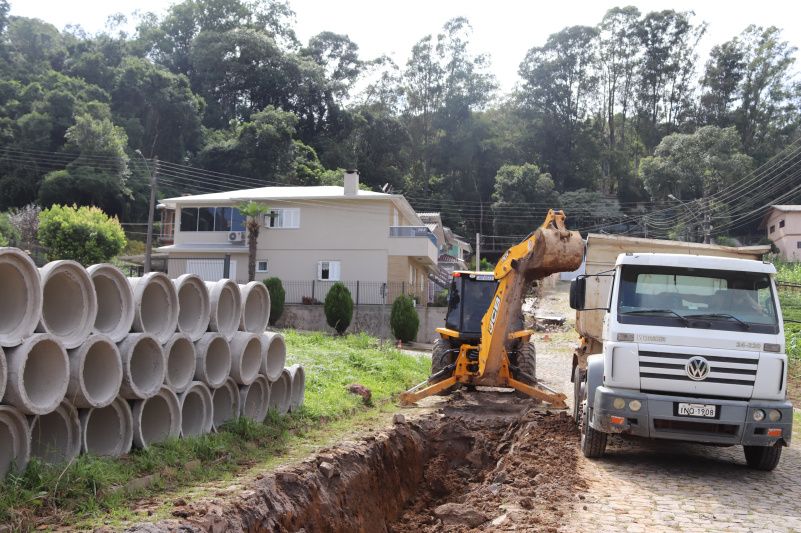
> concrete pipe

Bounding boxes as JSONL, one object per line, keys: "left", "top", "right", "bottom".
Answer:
{"left": 129, "top": 273, "right": 179, "bottom": 344}
{"left": 239, "top": 282, "right": 270, "bottom": 334}
{"left": 239, "top": 374, "right": 270, "bottom": 422}
{"left": 0, "top": 405, "right": 30, "bottom": 478}
{"left": 87, "top": 264, "right": 134, "bottom": 343}
{"left": 267, "top": 368, "right": 291, "bottom": 415}
{"left": 66, "top": 334, "right": 122, "bottom": 409}
{"left": 193, "top": 332, "right": 231, "bottom": 389}
{"left": 131, "top": 386, "right": 181, "bottom": 449}
{"left": 29, "top": 400, "right": 81, "bottom": 465}
{"left": 163, "top": 333, "right": 196, "bottom": 394}
{"left": 229, "top": 332, "right": 262, "bottom": 386}
{"left": 0, "top": 346, "right": 6, "bottom": 403}
{"left": 206, "top": 280, "right": 242, "bottom": 341}
{"left": 173, "top": 274, "right": 210, "bottom": 341}
{"left": 37, "top": 260, "right": 97, "bottom": 350}
{"left": 79, "top": 396, "right": 133, "bottom": 457}
{"left": 211, "top": 377, "right": 240, "bottom": 431}
{"left": 117, "top": 334, "right": 166, "bottom": 400}
{"left": 0, "top": 248, "right": 42, "bottom": 348}
{"left": 4, "top": 334, "right": 68, "bottom": 415}
{"left": 287, "top": 364, "right": 306, "bottom": 412}
{"left": 260, "top": 332, "right": 286, "bottom": 382}
{"left": 178, "top": 381, "right": 213, "bottom": 437}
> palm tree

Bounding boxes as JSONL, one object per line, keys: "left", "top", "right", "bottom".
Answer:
{"left": 238, "top": 201, "right": 268, "bottom": 281}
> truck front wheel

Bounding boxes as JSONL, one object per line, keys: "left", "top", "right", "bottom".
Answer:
{"left": 579, "top": 375, "right": 607, "bottom": 458}
{"left": 744, "top": 443, "right": 782, "bottom": 471}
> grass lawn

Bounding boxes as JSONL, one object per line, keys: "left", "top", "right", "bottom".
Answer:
{"left": 0, "top": 331, "right": 430, "bottom": 531}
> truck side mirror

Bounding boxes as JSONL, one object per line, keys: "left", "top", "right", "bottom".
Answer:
{"left": 569, "top": 277, "right": 586, "bottom": 310}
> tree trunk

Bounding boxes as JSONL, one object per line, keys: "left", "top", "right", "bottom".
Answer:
{"left": 248, "top": 223, "right": 259, "bottom": 282}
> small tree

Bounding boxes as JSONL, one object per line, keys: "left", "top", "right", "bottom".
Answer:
{"left": 324, "top": 282, "right": 354, "bottom": 335}
{"left": 38, "top": 204, "right": 126, "bottom": 265}
{"left": 0, "top": 213, "right": 19, "bottom": 246}
{"left": 264, "top": 277, "right": 285, "bottom": 326}
{"left": 390, "top": 295, "right": 419, "bottom": 343}
{"left": 238, "top": 201, "right": 268, "bottom": 281}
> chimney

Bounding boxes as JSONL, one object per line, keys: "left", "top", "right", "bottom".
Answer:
{"left": 344, "top": 169, "right": 359, "bottom": 196}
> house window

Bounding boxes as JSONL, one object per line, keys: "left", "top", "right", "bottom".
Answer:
{"left": 770, "top": 225, "right": 775, "bottom": 234}
{"left": 797, "top": 242, "right": 801, "bottom": 249}
{"left": 180, "top": 207, "right": 198, "bottom": 231}
{"left": 180, "top": 206, "right": 245, "bottom": 232}
{"left": 256, "top": 260, "right": 268, "bottom": 273}
{"left": 265, "top": 208, "right": 300, "bottom": 229}
{"left": 780, "top": 220, "right": 785, "bottom": 228}
{"left": 318, "top": 261, "right": 340, "bottom": 281}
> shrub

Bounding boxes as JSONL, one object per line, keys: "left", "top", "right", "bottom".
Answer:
{"left": 390, "top": 295, "right": 419, "bottom": 343}
{"left": 263, "top": 277, "right": 285, "bottom": 325}
{"left": 324, "top": 282, "right": 354, "bottom": 335}
{"left": 432, "top": 289, "right": 449, "bottom": 307}
{"left": 37, "top": 204, "right": 126, "bottom": 265}
{"left": 0, "top": 212, "right": 19, "bottom": 246}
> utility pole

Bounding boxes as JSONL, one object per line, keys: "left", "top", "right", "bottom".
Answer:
{"left": 136, "top": 150, "right": 158, "bottom": 274}
{"left": 475, "top": 232, "right": 481, "bottom": 270}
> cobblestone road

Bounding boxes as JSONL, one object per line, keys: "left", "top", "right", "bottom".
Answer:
{"left": 533, "top": 285, "right": 801, "bottom": 533}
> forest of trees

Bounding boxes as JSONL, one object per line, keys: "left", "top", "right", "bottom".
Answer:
{"left": 0, "top": 0, "right": 799, "bottom": 248}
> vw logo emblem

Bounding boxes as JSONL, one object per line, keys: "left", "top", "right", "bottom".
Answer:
{"left": 686, "top": 356, "right": 710, "bottom": 381}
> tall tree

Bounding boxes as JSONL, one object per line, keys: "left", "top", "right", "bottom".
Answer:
{"left": 238, "top": 201, "right": 267, "bottom": 281}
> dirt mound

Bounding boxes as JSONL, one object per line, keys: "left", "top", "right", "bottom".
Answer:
{"left": 124, "top": 392, "right": 583, "bottom": 532}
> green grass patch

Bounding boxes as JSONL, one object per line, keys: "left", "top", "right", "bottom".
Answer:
{"left": 0, "top": 331, "right": 430, "bottom": 531}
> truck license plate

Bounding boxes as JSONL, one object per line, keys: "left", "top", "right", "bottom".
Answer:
{"left": 677, "top": 403, "right": 716, "bottom": 418}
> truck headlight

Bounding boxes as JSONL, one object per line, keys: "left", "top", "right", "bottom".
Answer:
{"left": 752, "top": 409, "right": 765, "bottom": 422}
{"left": 768, "top": 409, "right": 782, "bottom": 422}
{"left": 629, "top": 400, "right": 642, "bottom": 412}
{"left": 613, "top": 397, "right": 626, "bottom": 409}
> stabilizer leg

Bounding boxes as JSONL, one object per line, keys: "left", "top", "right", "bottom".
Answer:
{"left": 399, "top": 376, "right": 458, "bottom": 406}
{"left": 507, "top": 377, "right": 568, "bottom": 409}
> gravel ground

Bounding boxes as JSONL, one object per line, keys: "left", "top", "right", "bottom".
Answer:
{"left": 534, "top": 283, "right": 801, "bottom": 533}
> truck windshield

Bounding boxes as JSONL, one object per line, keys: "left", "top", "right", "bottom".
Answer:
{"left": 617, "top": 265, "right": 779, "bottom": 334}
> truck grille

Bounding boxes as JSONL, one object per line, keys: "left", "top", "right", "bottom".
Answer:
{"left": 638, "top": 350, "right": 757, "bottom": 398}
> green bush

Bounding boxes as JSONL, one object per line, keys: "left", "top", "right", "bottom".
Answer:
{"left": 431, "top": 289, "right": 449, "bottom": 307}
{"left": 37, "top": 204, "right": 126, "bottom": 265}
{"left": 390, "top": 294, "right": 419, "bottom": 342}
{"left": 0, "top": 212, "right": 19, "bottom": 246}
{"left": 264, "top": 277, "right": 285, "bottom": 325}
{"left": 324, "top": 282, "right": 354, "bottom": 335}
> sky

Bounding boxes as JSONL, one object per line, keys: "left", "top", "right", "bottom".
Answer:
{"left": 9, "top": 0, "right": 801, "bottom": 92}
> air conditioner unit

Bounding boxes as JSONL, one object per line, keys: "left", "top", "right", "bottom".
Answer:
{"left": 227, "top": 231, "right": 245, "bottom": 242}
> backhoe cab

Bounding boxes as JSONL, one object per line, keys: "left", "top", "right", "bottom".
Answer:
{"left": 400, "top": 210, "right": 584, "bottom": 407}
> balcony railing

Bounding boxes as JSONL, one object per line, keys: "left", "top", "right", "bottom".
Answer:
{"left": 389, "top": 226, "right": 437, "bottom": 246}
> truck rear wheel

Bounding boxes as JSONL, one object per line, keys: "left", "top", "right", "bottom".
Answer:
{"left": 744, "top": 443, "right": 782, "bottom": 471}
{"left": 579, "top": 375, "right": 607, "bottom": 458}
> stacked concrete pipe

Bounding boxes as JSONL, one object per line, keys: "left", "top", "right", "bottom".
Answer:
{"left": 194, "top": 332, "right": 231, "bottom": 389}
{"left": 260, "top": 332, "right": 286, "bottom": 382}
{"left": 0, "top": 405, "right": 30, "bottom": 477}
{"left": 178, "top": 381, "right": 213, "bottom": 437}
{"left": 29, "top": 400, "right": 81, "bottom": 465}
{"left": 163, "top": 333, "right": 196, "bottom": 394}
{"left": 211, "top": 377, "right": 240, "bottom": 431}
{"left": 117, "top": 334, "right": 166, "bottom": 400}
{"left": 287, "top": 364, "right": 306, "bottom": 412}
{"left": 4, "top": 334, "right": 69, "bottom": 415}
{"left": 0, "top": 248, "right": 42, "bottom": 348}
{"left": 79, "top": 396, "right": 133, "bottom": 457}
{"left": 229, "top": 332, "right": 262, "bottom": 386}
{"left": 267, "top": 368, "right": 292, "bottom": 415}
{"left": 129, "top": 273, "right": 179, "bottom": 344}
{"left": 37, "top": 260, "right": 97, "bottom": 349}
{"left": 239, "top": 374, "right": 270, "bottom": 422}
{"left": 206, "top": 280, "right": 241, "bottom": 341}
{"left": 66, "top": 335, "right": 122, "bottom": 408}
{"left": 87, "top": 264, "right": 134, "bottom": 343}
{"left": 239, "top": 282, "right": 270, "bottom": 334}
{"left": 173, "top": 274, "right": 210, "bottom": 341}
{"left": 131, "top": 386, "right": 181, "bottom": 448}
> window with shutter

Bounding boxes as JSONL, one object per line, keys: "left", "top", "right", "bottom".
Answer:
{"left": 265, "top": 208, "right": 300, "bottom": 229}
{"left": 318, "top": 261, "right": 341, "bottom": 281}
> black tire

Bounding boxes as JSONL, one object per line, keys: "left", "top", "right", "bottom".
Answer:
{"left": 579, "top": 374, "right": 607, "bottom": 458}
{"left": 744, "top": 443, "right": 782, "bottom": 471}
{"left": 572, "top": 366, "right": 585, "bottom": 425}
{"left": 430, "top": 339, "right": 452, "bottom": 381}
{"left": 513, "top": 341, "right": 536, "bottom": 385}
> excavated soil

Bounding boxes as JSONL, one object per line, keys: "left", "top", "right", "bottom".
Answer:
{"left": 125, "top": 392, "right": 583, "bottom": 532}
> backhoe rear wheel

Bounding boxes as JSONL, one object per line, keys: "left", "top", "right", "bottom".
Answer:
{"left": 431, "top": 339, "right": 456, "bottom": 396}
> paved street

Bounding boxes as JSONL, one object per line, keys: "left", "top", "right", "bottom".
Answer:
{"left": 534, "top": 285, "right": 801, "bottom": 533}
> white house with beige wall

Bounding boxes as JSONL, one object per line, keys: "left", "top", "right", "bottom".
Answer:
{"left": 156, "top": 172, "right": 438, "bottom": 303}
{"left": 763, "top": 205, "right": 801, "bottom": 261}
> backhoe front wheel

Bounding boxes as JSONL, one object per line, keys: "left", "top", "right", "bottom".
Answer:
{"left": 513, "top": 341, "right": 536, "bottom": 385}
{"left": 579, "top": 373, "right": 607, "bottom": 458}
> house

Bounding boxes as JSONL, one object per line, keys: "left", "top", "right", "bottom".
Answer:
{"left": 416, "top": 212, "right": 472, "bottom": 273}
{"left": 763, "top": 205, "right": 801, "bottom": 261}
{"left": 156, "top": 171, "right": 438, "bottom": 304}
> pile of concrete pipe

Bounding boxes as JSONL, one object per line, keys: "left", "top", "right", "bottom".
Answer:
{"left": 0, "top": 247, "right": 306, "bottom": 478}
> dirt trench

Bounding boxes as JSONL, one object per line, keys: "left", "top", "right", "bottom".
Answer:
{"left": 125, "top": 392, "right": 583, "bottom": 532}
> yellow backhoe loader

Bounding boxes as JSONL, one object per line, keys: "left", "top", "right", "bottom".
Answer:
{"left": 400, "top": 210, "right": 583, "bottom": 407}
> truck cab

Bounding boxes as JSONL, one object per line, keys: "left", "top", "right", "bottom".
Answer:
{"left": 571, "top": 251, "right": 792, "bottom": 470}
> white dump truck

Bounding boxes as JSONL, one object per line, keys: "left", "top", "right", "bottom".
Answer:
{"left": 569, "top": 234, "right": 792, "bottom": 470}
